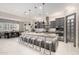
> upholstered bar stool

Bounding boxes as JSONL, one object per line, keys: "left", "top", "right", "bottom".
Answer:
{"left": 19, "top": 32, "right": 26, "bottom": 44}
{"left": 23, "top": 36, "right": 28, "bottom": 43}
{"left": 19, "top": 32, "right": 30, "bottom": 45}
{"left": 45, "top": 36, "right": 58, "bottom": 55}
{"left": 31, "top": 35, "right": 37, "bottom": 48}
{"left": 19, "top": 36, "right": 23, "bottom": 44}
{"left": 44, "top": 39, "right": 52, "bottom": 55}
{"left": 50, "top": 37, "right": 59, "bottom": 52}
{"left": 19, "top": 32, "right": 25, "bottom": 42}
{"left": 35, "top": 37, "right": 40, "bottom": 51}
{"left": 26, "top": 35, "right": 31, "bottom": 46}
{"left": 39, "top": 36, "right": 46, "bottom": 54}
{"left": 33, "top": 35, "right": 39, "bottom": 49}
{"left": 35, "top": 36, "right": 45, "bottom": 51}
{"left": 28, "top": 35, "right": 34, "bottom": 48}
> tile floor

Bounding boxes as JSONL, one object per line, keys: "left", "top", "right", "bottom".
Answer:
{"left": 0, "top": 38, "right": 79, "bottom": 55}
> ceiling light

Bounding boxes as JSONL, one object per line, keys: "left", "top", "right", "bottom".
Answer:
{"left": 39, "top": 6, "right": 42, "bottom": 9}
{"left": 24, "top": 11, "right": 28, "bottom": 15}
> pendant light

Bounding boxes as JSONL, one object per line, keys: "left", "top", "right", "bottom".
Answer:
{"left": 28, "top": 9, "right": 31, "bottom": 25}
{"left": 34, "top": 6, "right": 37, "bottom": 21}
{"left": 42, "top": 3, "right": 45, "bottom": 21}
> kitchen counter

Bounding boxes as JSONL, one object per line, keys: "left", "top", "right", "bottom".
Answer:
{"left": 21, "top": 32, "right": 58, "bottom": 38}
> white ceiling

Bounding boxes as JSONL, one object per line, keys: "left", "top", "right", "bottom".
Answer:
{"left": 0, "top": 3, "right": 78, "bottom": 20}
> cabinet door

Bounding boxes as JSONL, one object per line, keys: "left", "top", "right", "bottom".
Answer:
{"left": 66, "top": 13, "right": 76, "bottom": 47}
{"left": 70, "top": 19, "right": 75, "bottom": 42}
{"left": 66, "top": 19, "right": 71, "bottom": 42}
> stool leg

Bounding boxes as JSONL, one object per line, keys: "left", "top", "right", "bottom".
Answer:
{"left": 33, "top": 40, "right": 34, "bottom": 48}
{"left": 31, "top": 40, "right": 34, "bottom": 48}
{"left": 27, "top": 39, "right": 29, "bottom": 46}
{"left": 25, "top": 38, "right": 28, "bottom": 46}
{"left": 49, "top": 44, "right": 52, "bottom": 55}
{"left": 43, "top": 42, "right": 46, "bottom": 54}
{"left": 39, "top": 42, "right": 41, "bottom": 51}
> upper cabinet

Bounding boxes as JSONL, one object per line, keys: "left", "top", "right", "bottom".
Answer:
{"left": 50, "top": 21, "right": 56, "bottom": 28}
{"left": 35, "top": 21, "right": 45, "bottom": 28}
{"left": 55, "top": 17, "right": 64, "bottom": 31}
{"left": 0, "top": 22, "right": 19, "bottom": 32}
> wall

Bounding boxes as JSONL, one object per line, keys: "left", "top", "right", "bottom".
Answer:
{"left": 78, "top": 14, "right": 79, "bottom": 47}
{"left": 78, "top": 14, "right": 79, "bottom": 48}
{"left": 0, "top": 10, "right": 36, "bottom": 32}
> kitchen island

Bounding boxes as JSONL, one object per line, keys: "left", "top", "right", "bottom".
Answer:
{"left": 19, "top": 32, "right": 59, "bottom": 55}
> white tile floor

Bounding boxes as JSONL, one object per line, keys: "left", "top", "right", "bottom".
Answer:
{"left": 55, "top": 42, "right": 79, "bottom": 55}
{"left": 0, "top": 38, "right": 79, "bottom": 55}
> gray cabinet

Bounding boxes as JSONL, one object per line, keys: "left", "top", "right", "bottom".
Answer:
{"left": 35, "top": 21, "right": 45, "bottom": 28}
{"left": 50, "top": 21, "right": 56, "bottom": 28}
{"left": 55, "top": 17, "right": 64, "bottom": 41}
{"left": 55, "top": 17, "right": 64, "bottom": 35}
{"left": 56, "top": 17, "right": 64, "bottom": 29}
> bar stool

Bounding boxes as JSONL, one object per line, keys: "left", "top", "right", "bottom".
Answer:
{"left": 41, "top": 40, "right": 45, "bottom": 48}
{"left": 19, "top": 37, "right": 23, "bottom": 43}
{"left": 26, "top": 35, "right": 32, "bottom": 46}
{"left": 32, "top": 35, "right": 39, "bottom": 48}
{"left": 22, "top": 33, "right": 26, "bottom": 41}
{"left": 23, "top": 37, "right": 28, "bottom": 42}
{"left": 31, "top": 36, "right": 37, "bottom": 48}
{"left": 35, "top": 38, "right": 40, "bottom": 51}
{"left": 19, "top": 32, "right": 26, "bottom": 44}
{"left": 24, "top": 35, "right": 31, "bottom": 46}
{"left": 19, "top": 35, "right": 25, "bottom": 44}
{"left": 44, "top": 37, "right": 58, "bottom": 55}
{"left": 29, "top": 38, "right": 32, "bottom": 44}
{"left": 28, "top": 35, "right": 34, "bottom": 48}
{"left": 45, "top": 40, "right": 52, "bottom": 55}
{"left": 36, "top": 36, "right": 45, "bottom": 51}
{"left": 50, "top": 37, "right": 59, "bottom": 52}
{"left": 37, "top": 37, "right": 45, "bottom": 54}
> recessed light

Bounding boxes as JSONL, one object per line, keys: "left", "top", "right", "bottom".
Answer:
{"left": 39, "top": 6, "right": 42, "bottom": 9}
{"left": 34, "top": 6, "right": 37, "bottom": 9}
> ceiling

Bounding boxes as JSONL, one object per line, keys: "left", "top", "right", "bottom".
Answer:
{"left": 0, "top": 3, "right": 78, "bottom": 20}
